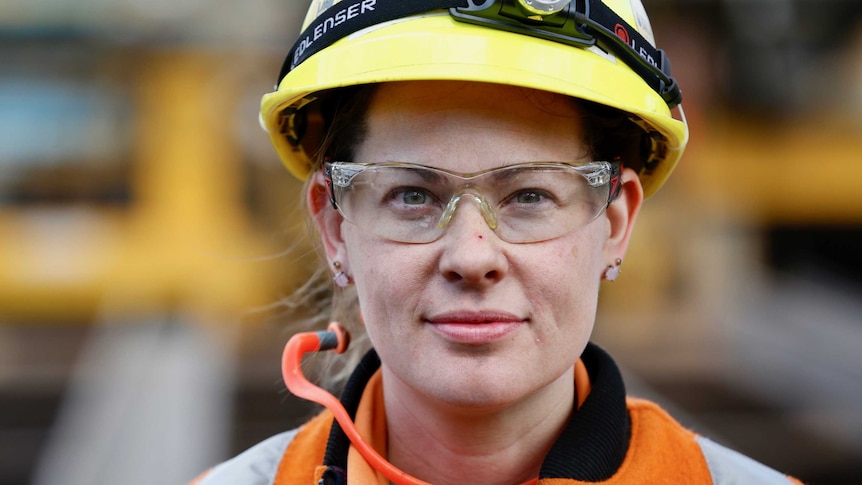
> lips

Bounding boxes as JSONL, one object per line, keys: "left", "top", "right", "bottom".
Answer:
{"left": 426, "top": 311, "right": 525, "bottom": 344}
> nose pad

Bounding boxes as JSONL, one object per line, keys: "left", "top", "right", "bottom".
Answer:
{"left": 437, "top": 191, "right": 498, "bottom": 231}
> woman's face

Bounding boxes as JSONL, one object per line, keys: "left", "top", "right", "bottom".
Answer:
{"left": 314, "top": 81, "right": 641, "bottom": 409}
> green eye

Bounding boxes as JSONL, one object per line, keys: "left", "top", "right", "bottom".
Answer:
{"left": 401, "top": 189, "right": 428, "bottom": 205}
{"left": 515, "top": 191, "right": 544, "bottom": 204}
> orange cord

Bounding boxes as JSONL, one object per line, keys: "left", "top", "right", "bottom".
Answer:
{"left": 281, "top": 324, "right": 587, "bottom": 485}
{"left": 281, "top": 325, "right": 432, "bottom": 485}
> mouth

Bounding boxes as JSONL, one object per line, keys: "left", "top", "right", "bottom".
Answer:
{"left": 425, "top": 311, "right": 526, "bottom": 345}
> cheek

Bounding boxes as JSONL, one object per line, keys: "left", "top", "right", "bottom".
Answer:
{"left": 345, "top": 233, "right": 418, "bottom": 289}
{"left": 543, "top": 228, "right": 606, "bottom": 283}
{"left": 532, "top": 228, "right": 606, "bottom": 323}
{"left": 342, "top": 226, "right": 430, "bottom": 328}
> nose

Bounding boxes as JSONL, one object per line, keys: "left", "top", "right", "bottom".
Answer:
{"left": 437, "top": 196, "right": 509, "bottom": 286}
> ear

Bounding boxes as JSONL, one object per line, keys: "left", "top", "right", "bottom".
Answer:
{"left": 603, "top": 167, "right": 644, "bottom": 261}
{"left": 307, "top": 170, "right": 350, "bottom": 271}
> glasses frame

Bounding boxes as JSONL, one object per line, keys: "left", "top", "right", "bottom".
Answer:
{"left": 323, "top": 160, "right": 623, "bottom": 244}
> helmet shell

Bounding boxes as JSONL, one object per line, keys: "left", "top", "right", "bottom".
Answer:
{"left": 260, "top": 0, "right": 688, "bottom": 197}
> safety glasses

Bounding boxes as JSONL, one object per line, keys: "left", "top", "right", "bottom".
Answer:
{"left": 325, "top": 160, "right": 621, "bottom": 243}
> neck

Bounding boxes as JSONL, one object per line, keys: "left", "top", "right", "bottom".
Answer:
{"left": 382, "top": 365, "right": 575, "bottom": 485}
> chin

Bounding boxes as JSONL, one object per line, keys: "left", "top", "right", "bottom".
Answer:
{"left": 422, "top": 363, "right": 550, "bottom": 410}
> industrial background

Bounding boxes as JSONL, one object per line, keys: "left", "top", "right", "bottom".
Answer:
{"left": 1, "top": 1, "right": 861, "bottom": 484}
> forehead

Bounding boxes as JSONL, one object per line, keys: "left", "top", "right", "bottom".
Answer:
{"left": 354, "top": 81, "right": 588, "bottom": 173}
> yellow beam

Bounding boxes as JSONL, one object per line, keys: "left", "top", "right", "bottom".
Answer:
{"left": 688, "top": 115, "right": 862, "bottom": 224}
{"left": 0, "top": 50, "right": 282, "bottom": 321}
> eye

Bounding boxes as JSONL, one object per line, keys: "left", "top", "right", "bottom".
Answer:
{"left": 510, "top": 189, "right": 557, "bottom": 206}
{"left": 514, "top": 190, "right": 545, "bottom": 204}
{"left": 382, "top": 186, "right": 441, "bottom": 210}
{"left": 397, "top": 188, "right": 430, "bottom": 205}
{"left": 500, "top": 187, "right": 559, "bottom": 217}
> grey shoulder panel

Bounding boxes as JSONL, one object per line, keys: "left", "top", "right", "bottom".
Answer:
{"left": 696, "top": 436, "right": 792, "bottom": 485}
{"left": 196, "top": 429, "right": 299, "bottom": 485}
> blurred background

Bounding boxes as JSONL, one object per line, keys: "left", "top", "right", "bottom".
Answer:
{"left": 1, "top": 0, "right": 860, "bottom": 484}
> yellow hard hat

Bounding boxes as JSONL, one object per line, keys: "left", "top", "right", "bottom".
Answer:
{"left": 260, "top": 0, "right": 689, "bottom": 197}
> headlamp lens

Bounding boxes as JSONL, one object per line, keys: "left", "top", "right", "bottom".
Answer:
{"left": 517, "top": 0, "right": 572, "bottom": 15}
{"left": 326, "top": 161, "right": 619, "bottom": 244}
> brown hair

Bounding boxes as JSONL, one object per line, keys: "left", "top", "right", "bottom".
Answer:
{"left": 314, "top": 84, "right": 651, "bottom": 170}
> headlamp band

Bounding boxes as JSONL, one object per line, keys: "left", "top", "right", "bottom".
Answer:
{"left": 277, "top": 0, "right": 681, "bottom": 108}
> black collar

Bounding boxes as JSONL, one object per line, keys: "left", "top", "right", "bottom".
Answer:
{"left": 320, "top": 342, "right": 630, "bottom": 483}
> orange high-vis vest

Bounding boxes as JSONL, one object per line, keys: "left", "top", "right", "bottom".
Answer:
{"left": 192, "top": 344, "right": 804, "bottom": 485}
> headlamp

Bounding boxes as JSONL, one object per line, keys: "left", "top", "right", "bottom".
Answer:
{"left": 450, "top": 0, "right": 681, "bottom": 107}
{"left": 517, "top": 0, "right": 572, "bottom": 16}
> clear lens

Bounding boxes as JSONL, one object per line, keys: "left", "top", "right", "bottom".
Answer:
{"left": 517, "top": 0, "right": 572, "bottom": 15}
{"left": 327, "top": 161, "right": 615, "bottom": 244}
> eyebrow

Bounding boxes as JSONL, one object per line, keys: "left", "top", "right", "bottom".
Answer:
{"left": 385, "top": 162, "right": 558, "bottom": 186}
{"left": 484, "top": 166, "right": 530, "bottom": 184}
{"left": 389, "top": 165, "right": 449, "bottom": 185}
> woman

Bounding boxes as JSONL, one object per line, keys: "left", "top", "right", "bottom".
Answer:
{"left": 195, "top": 0, "right": 802, "bottom": 483}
